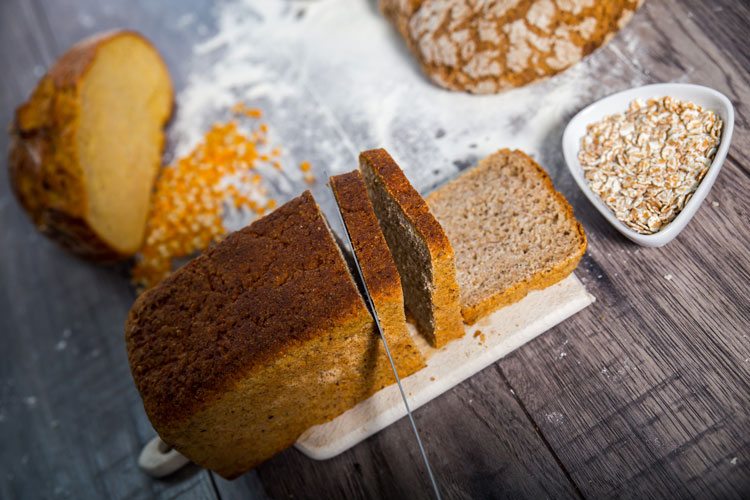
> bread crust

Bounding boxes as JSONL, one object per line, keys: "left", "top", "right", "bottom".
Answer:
{"left": 360, "top": 149, "right": 454, "bottom": 259}
{"left": 331, "top": 171, "right": 404, "bottom": 300}
{"left": 427, "top": 149, "right": 587, "bottom": 324}
{"left": 360, "top": 149, "right": 464, "bottom": 347}
{"left": 125, "top": 191, "right": 368, "bottom": 429}
{"left": 380, "top": 0, "right": 643, "bottom": 94}
{"left": 9, "top": 30, "right": 173, "bottom": 261}
{"left": 331, "top": 171, "right": 426, "bottom": 375}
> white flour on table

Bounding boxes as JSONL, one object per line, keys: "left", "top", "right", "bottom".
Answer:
{"left": 167, "top": 0, "right": 650, "bottom": 228}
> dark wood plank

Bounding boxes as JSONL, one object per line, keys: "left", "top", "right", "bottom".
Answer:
{"left": 496, "top": 0, "right": 750, "bottom": 498}
{"left": 0, "top": 1, "right": 222, "bottom": 499}
{"left": 256, "top": 365, "right": 581, "bottom": 499}
{"left": 2, "top": 0, "right": 749, "bottom": 498}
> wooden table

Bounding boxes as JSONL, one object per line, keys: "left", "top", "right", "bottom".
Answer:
{"left": 1, "top": 0, "right": 748, "bottom": 498}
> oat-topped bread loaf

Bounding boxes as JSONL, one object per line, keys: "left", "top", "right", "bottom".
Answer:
{"left": 380, "top": 0, "right": 643, "bottom": 94}
{"left": 359, "top": 149, "right": 464, "bottom": 348}
{"left": 9, "top": 30, "right": 173, "bottom": 260}
{"left": 427, "top": 149, "right": 586, "bottom": 323}
{"left": 331, "top": 171, "right": 426, "bottom": 375}
{"left": 126, "top": 191, "right": 422, "bottom": 478}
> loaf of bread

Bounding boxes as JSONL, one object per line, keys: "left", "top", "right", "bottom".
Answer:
{"left": 359, "top": 149, "right": 464, "bottom": 348}
{"left": 9, "top": 30, "right": 173, "bottom": 261}
{"left": 331, "top": 171, "right": 426, "bottom": 376}
{"left": 126, "top": 191, "right": 424, "bottom": 478}
{"left": 380, "top": 0, "right": 643, "bottom": 93}
{"left": 427, "top": 149, "right": 587, "bottom": 323}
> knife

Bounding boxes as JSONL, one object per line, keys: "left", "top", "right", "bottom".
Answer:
{"left": 326, "top": 178, "right": 443, "bottom": 500}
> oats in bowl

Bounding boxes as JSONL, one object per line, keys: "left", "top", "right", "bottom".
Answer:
{"left": 578, "top": 96, "right": 723, "bottom": 234}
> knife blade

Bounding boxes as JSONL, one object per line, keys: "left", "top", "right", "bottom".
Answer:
{"left": 325, "top": 177, "right": 443, "bottom": 500}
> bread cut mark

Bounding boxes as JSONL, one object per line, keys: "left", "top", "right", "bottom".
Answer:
{"left": 126, "top": 191, "right": 424, "bottom": 478}
{"left": 331, "top": 170, "right": 426, "bottom": 378}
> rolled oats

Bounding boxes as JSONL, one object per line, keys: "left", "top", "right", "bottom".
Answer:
{"left": 578, "top": 96, "right": 722, "bottom": 235}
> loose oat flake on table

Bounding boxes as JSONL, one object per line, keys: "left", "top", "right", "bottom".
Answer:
{"left": 578, "top": 96, "right": 722, "bottom": 235}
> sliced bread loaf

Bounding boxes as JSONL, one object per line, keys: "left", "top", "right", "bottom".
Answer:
{"left": 126, "top": 191, "right": 418, "bottom": 478}
{"left": 331, "top": 171, "right": 426, "bottom": 377}
{"left": 427, "top": 149, "right": 587, "bottom": 324}
{"left": 10, "top": 31, "right": 173, "bottom": 260}
{"left": 359, "top": 149, "right": 464, "bottom": 348}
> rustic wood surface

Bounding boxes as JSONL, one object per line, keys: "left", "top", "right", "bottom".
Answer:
{"left": 0, "top": 0, "right": 748, "bottom": 499}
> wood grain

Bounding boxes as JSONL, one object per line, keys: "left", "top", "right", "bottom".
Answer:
{"left": 257, "top": 369, "right": 582, "bottom": 500}
{"left": 496, "top": 0, "right": 750, "bottom": 498}
{"left": 0, "top": 0, "right": 748, "bottom": 499}
{"left": 0, "top": 1, "right": 221, "bottom": 498}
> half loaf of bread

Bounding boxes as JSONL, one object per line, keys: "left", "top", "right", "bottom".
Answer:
{"left": 9, "top": 30, "right": 173, "bottom": 261}
{"left": 359, "top": 148, "right": 464, "bottom": 348}
{"left": 427, "top": 149, "right": 587, "bottom": 324}
{"left": 126, "top": 191, "right": 423, "bottom": 478}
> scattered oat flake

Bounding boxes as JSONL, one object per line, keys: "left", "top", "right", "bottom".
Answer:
{"left": 730, "top": 457, "right": 738, "bottom": 465}
{"left": 664, "top": 274, "right": 673, "bottom": 281}
{"left": 546, "top": 412, "right": 565, "bottom": 425}
{"left": 712, "top": 201, "right": 720, "bottom": 207}
{"left": 579, "top": 96, "right": 722, "bottom": 235}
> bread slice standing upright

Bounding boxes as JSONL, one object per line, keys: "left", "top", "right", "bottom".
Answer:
{"left": 126, "top": 191, "right": 419, "bottom": 478}
{"left": 331, "top": 171, "right": 426, "bottom": 376}
{"left": 427, "top": 149, "right": 587, "bottom": 324}
{"left": 359, "top": 149, "right": 464, "bottom": 348}
{"left": 9, "top": 30, "right": 173, "bottom": 261}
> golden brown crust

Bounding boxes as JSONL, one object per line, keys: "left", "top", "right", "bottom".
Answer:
{"left": 359, "top": 149, "right": 454, "bottom": 259}
{"left": 331, "top": 170, "right": 404, "bottom": 300}
{"left": 9, "top": 30, "right": 173, "bottom": 262}
{"left": 359, "top": 149, "right": 464, "bottom": 348}
{"left": 125, "top": 191, "right": 369, "bottom": 429}
{"left": 380, "top": 0, "right": 643, "bottom": 94}
{"left": 331, "top": 170, "right": 427, "bottom": 376}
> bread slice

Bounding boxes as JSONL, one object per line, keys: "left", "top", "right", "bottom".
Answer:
{"left": 9, "top": 30, "right": 173, "bottom": 261}
{"left": 427, "top": 149, "right": 587, "bottom": 324}
{"left": 331, "top": 171, "right": 426, "bottom": 377}
{"left": 359, "top": 148, "right": 464, "bottom": 348}
{"left": 126, "top": 191, "right": 414, "bottom": 478}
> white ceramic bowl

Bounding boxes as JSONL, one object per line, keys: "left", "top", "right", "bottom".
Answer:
{"left": 562, "top": 83, "right": 734, "bottom": 247}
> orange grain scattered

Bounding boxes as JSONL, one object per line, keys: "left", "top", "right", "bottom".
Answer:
{"left": 231, "top": 102, "right": 263, "bottom": 119}
{"left": 132, "top": 104, "right": 305, "bottom": 290}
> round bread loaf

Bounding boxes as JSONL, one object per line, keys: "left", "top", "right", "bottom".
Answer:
{"left": 9, "top": 30, "right": 173, "bottom": 261}
{"left": 380, "top": 0, "right": 643, "bottom": 93}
